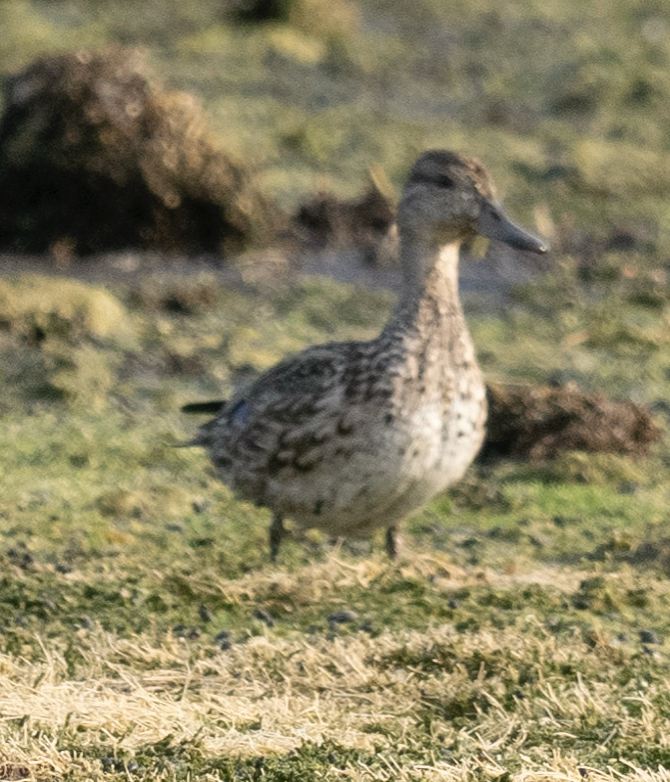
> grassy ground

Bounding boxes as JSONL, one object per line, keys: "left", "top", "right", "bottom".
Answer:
{"left": 1, "top": 264, "right": 670, "bottom": 780}
{"left": 2, "top": 0, "right": 670, "bottom": 779}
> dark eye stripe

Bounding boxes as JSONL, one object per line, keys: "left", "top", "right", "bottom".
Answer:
{"left": 408, "top": 172, "right": 455, "bottom": 189}
{"left": 431, "top": 174, "right": 454, "bottom": 188}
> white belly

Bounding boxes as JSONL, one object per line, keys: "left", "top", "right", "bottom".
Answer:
{"left": 267, "top": 392, "right": 486, "bottom": 537}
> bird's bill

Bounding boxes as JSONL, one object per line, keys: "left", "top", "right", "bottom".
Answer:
{"left": 477, "top": 201, "right": 548, "bottom": 254}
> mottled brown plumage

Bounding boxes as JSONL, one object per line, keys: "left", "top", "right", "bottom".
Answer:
{"left": 185, "top": 150, "right": 547, "bottom": 560}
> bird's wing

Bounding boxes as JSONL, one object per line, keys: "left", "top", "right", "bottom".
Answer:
{"left": 202, "top": 342, "right": 363, "bottom": 489}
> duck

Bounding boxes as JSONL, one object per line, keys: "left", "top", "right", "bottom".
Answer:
{"left": 182, "top": 150, "right": 548, "bottom": 561}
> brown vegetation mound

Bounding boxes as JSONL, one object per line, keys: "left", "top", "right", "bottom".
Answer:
{"left": 481, "top": 383, "right": 660, "bottom": 461}
{"left": 293, "top": 183, "right": 395, "bottom": 265}
{"left": 226, "top": 0, "right": 359, "bottom": 38}
{"left": 0, "top": 49, "right": 285, "bottom": 258}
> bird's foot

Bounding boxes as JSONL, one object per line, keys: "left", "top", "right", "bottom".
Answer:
{"left": 269, "top": 514, "right": 285, "bottom": 563}
{"left": 385, "top": 525, "right": 401, "bottom": 560}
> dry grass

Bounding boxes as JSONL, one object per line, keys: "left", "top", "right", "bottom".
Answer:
{"left": 0, "top": 555, "right": 668, "bottom": 779}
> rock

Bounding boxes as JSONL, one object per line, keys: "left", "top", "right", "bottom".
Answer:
{"left": 327, "top": 609, "right": 358, "bottom": 624}
{"left": 639, "top": 629, "right": 661, "bottom": 644}
{"left": 253, "top": 607, "right": 275, "bottom": 627}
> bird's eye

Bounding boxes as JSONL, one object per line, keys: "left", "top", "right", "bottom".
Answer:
{"left": 432, "top": 174, "right": 454, "bottom": 188}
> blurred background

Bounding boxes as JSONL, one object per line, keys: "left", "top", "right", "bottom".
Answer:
{"left": 2, "top": 0, "right": 670, "bottom": 257}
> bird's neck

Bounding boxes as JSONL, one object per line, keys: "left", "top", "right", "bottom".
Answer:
{"left": 390, "top": 240, "right": 465, "bottom": 338}
{"left": 376, "top": 238, "right": 479, "bottom": 391}
{"left": 401, "top": 240, "right": 460, "bottom": 295}
{"left": 376, "top": 239, "right": 471, "bottom": 378}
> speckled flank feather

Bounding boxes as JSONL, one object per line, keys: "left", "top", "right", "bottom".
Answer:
{"left": 186, "top": 149, "right": 547, "bottom": 559}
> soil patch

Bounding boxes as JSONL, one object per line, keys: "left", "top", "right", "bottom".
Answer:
{"left": 292, "top": 183, "right": 396, "bottom": 266}
{"left": 481, "top": 382, "right": 660, "bottom": 461}
{"left": 0, "top": 49, "right": 285, "bottom": 259}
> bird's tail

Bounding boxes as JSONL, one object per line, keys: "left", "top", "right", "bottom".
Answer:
{"left": 181, "top": 400, "right": 227, "bottom": 414}
{"left": 175, "top": 399, "right": 228, "bottom": 447}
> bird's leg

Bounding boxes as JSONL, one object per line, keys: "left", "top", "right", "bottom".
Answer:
{"left": 269, "top": 513, "right": 285, "bottom": 562}
{"left": 385, "top": 525, "right": 400, "bottom": 560}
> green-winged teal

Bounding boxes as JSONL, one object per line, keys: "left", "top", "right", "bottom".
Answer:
{"left": 183, "top": 150, "right": 547, "bottom": 560}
